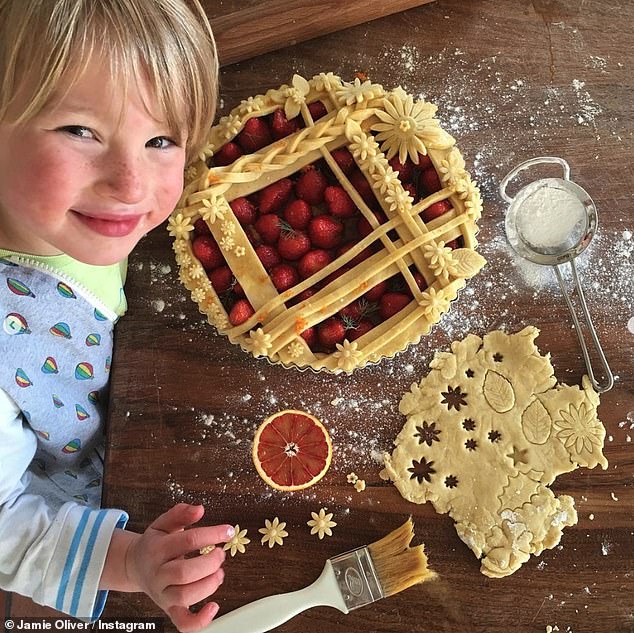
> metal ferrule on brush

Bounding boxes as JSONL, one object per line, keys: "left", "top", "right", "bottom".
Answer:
{"left": 329, "top": 546, "right": 385, "bottom": 611}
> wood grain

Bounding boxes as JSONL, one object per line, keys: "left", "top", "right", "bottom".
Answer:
{"left": 205, "top": 0, "right": 437, "bottom": 66}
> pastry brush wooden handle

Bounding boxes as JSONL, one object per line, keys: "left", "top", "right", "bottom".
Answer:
{"left": 204, "top": 562, "right": 347, "bottom": 633}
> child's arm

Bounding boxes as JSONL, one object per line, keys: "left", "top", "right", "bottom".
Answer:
{"left": 100, "top": 505, "right": 233, "bottom": 632}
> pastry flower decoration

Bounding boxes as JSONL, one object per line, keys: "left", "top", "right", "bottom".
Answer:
{"left": 223, "top": 524, "right": 250, "bottom": 556}
{"left": 348, "top": 126, "right": 380, "bottom": 165}
{"left": 259, "top": 517, "right": 288, "bottom": 548}
{"left": 371, "top": 95, "right": 453, "bottom": 164}
{"left": 247, "top": 327, "right": 273, "bottom": 356}
{"left": 336, "top": 77, "right": 383, "bottom": 106}
{"left": 167, "top": 213, "right": 194, "bottom": 239}
{"left": 307, "top": 508, "right": 337, "bottom": 539}
{"left": 313, "top": 71, "right": 341, "bottom": 92}
{"left": 283, "top": 74, "right": 311, "bottom": 119}
{"left": 418, "top": 287, "right": 450, "bottom": 320}
{"left": 333, "top": 339, "right": 363, "bottom": 372}
{"left": 438, "top": 149, "right": 466, "bottom": 186}
{"left": 286, "top": 340, "right": 305, "bottom": 359}
{"left": 219, "top": 113, "right": 242, "bottom": 140}
{"left": 200, "top": 197, "right": 226, "bottom": 225}
{"left": 238, "top": 95, "right": 265, "bottom": 115}
{"left": 423, "top": 241, "right": 455, "bottom": 282}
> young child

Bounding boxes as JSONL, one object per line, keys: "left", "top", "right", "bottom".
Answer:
{"left": 0, "top": 1, "right": 234, "bottom": 630}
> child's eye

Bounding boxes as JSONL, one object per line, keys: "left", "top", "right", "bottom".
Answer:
{"left": 58, "top": 125, "right": 95, "bottom": 139}
{"left": 146, "top": 136, "right": 176, "bottom": 150}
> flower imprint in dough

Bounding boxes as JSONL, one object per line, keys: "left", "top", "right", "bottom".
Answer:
{"left": 307, "top": 508, "right": 337, "bottom": 539}
{"left": 259, "top": 517, "right": 288, "bottom": 548}
{"left": 223, "top": 524, "right": 250, "bottom": 556}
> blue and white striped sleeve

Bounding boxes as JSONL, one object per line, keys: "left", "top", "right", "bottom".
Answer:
{"left": 0, "top": 389, "right": 128, "bottom": 621}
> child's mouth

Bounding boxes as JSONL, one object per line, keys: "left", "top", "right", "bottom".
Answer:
{"left": 72, "top": 210, "right": 142, "bottom": 238}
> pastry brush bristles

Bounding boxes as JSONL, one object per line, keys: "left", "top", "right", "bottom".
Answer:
{"left": 367, "top": 517, "right": 436, "bottom": 597}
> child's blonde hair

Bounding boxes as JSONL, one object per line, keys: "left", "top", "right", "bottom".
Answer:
{"left": 0, "top": 0, "right": 218, "bottom": 162}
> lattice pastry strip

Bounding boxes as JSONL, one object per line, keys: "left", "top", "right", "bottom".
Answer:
{"left": 169, "top": 73, "right": 486, "bottom": 373}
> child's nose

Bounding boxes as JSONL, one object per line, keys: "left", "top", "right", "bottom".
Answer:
{"left": 98, "top": 156, "right": 148, "bottom": 204}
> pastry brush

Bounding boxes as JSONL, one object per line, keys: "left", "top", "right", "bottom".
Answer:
{"left": 205, "top": 518, "right": 435, "bottom": 633}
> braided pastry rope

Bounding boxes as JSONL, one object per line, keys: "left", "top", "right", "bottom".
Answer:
{"left": 168, "top": 73, "right": 486, "bottom": 373}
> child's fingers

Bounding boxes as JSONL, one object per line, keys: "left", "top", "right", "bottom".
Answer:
{"left": 162, "top": 524, "right": 234, "bottom": 560}
{"left": 158, "top": 546, "right": 225, "bottom": 587}
{"left": 168, "top": 602, "right": 219, "bottom": 633}
{"left": 165, "top": 568, "right": 225, "bottom": 609}
{"left": 150, "top": 504, "right": 205, "bottom": 534}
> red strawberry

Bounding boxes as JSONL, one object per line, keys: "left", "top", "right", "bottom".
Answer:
{"left": 298, "top": 249, "right": 331, "bottom": 279}
{"left": 208, "top": 266, "right": 233, "bottom": 293}
{"left": 308, "top": 215, "right": 343, "bottom": 249}
{"left": 295, "top": 168, "right": 328, "bottom": 206}
{"left": 270, "top": 109, "right": 300, "bottom": 140}
{"left": 192, "top": 235, "right": 224, "bottom": 270}
{"left": 213, "top": 142, "right": 242, "bottom": 167}
{"left": 357, "top": 211, "right": 386, "bottom": 239}
{"left": 270, "top": 263, "right": 299, "bottom": 292}
{"left": 389, "top": 157, "right": 415, "bottom": 183}
{"left": 417, "top": 153, "right": 433, "bottom": 170}
{"left": 337, "top": 242, "right": 373, "bottom": 267}
{"left": 419, "top": 167, "right": 442, "bottom": 194}
{"left": 230, "top": 197, "right": 257, "bottom": 226}
{"left": 296, "top": 288, "right": 317, "bottom": 303}
{"left": 340, "top": 298, "right": 375, "bottom": 322}
{"left": 236, "top": 117, "right": 272, "bottom": 153}
{"left": 229, "top": 299, "right": 255, "bottom": 326}
{"left": 194, "top": 218, "right": 211, "bottom": 236}
{"left": 364, "top": 280, "right": 387, "bottom": 302}
{"left": 255, "top": 214, "right": 282, "bottom": 244}
{"left": 283, "top": 199, "right": 312, "bottom": 229}
{"left": 277, "top": 229, "right": 311, "bottom": 261}
{"left": 348, "top": 318, "right": 374, "bottom": 341}
{"left": 317, "top": 317, "right": 346, "bottom": 348}
{"left": 324, "top": 185, "right": 356, "bottom": 218}
{"left": 258, "top": 178, "right": 293, "bottom": 214}
{"left": 233, "top": 280, "right": 245, "bottom": 297}
{"left": 422, "top": 199, "right": 452, "bottom": 223}
{"left": 446, "top": 239, "right": 460, "bottom": 249}
{"left": 308, "top": 101, "right": 328, "bottom": 120}
{"left": 403, "top": 182, "right": 417, "bottom": 201}
{"left": 300, "top": 326, "right": 317, "bottom": 348}
{"left": 349, "top": 170, "right": 377, "bottom": 207}
{"left": 331, "top": 147, "right": 355, "bottom": 175}
{"left": 255, "top": 244, "right": 281, "bottom": 270}
{"left": 379, "top": 292, "right": 410, "bottom": 319}
{"left": 413, "top": 271, "right": 428, "bottom": 291}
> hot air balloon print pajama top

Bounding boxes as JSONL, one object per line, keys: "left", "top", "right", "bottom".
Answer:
{"left": 0, "top": 256, "right": 128, "bottom": 620}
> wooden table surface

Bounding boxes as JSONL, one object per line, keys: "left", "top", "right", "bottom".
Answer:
{"left": 98, "top": 1, "right": 633, "bottom": 632}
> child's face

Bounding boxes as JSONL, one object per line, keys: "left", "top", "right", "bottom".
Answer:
{"left": 0, "top": 56, "right": 187, "bottom": 265}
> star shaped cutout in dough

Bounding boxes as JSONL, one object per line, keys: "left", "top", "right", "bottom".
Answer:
{"left": 259, "top": 517, "right": 288, "bottom": 548}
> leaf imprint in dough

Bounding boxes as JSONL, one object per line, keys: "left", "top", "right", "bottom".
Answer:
{"left": 521, "top": 398, "right": 552, "bottom": 444}
{"left": 483, "top": 370, "right": 515, "bottom": 413}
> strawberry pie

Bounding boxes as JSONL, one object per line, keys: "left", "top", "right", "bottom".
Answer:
{"left": 168, "top": 73, "right": 485, "bottom": 373}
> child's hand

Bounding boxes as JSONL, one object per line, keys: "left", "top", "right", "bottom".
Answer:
{"left": 125, "top": 503, "right": 233, "bottom": 632}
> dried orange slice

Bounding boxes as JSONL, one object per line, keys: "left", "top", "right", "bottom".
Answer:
{"left": 252, "top": 409, "right": 332, "bottom": 491}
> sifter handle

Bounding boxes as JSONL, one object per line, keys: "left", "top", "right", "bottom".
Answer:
{"left": 554, "top": 260, "right": 614, "bottom": 393}
{"left": 499, "top": 156, "right": 571, "bottom": 203}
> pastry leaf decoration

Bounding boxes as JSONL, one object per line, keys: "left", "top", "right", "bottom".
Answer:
{"left": 450, "top": 248, "right": 487, "bottom": 279}
{"left": 483, "top": 370, "right": 515, "bottom": 413}
{"left": 521, "top": 398, "right": 552, "bottom": 445}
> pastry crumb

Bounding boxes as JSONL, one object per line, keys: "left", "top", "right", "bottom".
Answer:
{"left": 610, "top": 491, "right": 619, "bottom": 501}
{"left": 307, "top": 508, "right": 337, "bottom": 539}
{"left": 354, "top": 479, "right": 366, "bottom": 492}
{"left": 259, "top": 517, "right": 288, "bottom": 548}
{"left": 199, "top": 544, "right": 215, "bottom": 555}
